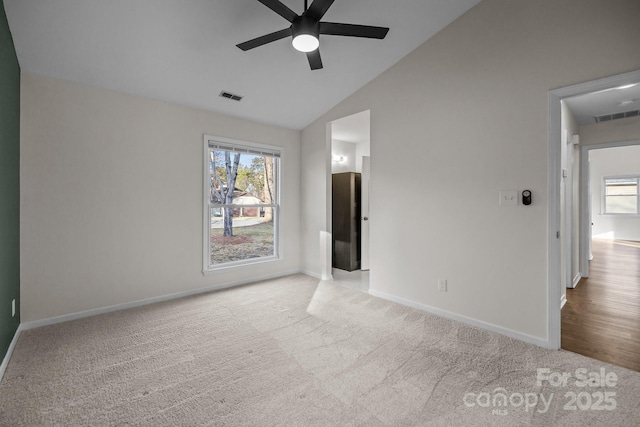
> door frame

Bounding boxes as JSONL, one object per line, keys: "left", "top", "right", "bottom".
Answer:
{"left": 547, "top": 69, "right": 640, "bottom": 350}
{"left": 327, "top": 110, "right": 372, "bottom": 277}
{"left": 361, "top": 156, "right": 371, "bottom": 270}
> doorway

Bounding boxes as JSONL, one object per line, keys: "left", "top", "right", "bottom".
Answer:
{"left": 548, "top": 69, "right": 640, "bottom": 351}
{"left": 562, "top": 142, "right": 640, "bottom": 371}
{"left": 328, "top": 110, "right": 371, "bottom": 292}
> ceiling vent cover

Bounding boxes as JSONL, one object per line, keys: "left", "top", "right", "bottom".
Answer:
{"left": 594, "top": 109, "right": 639, "bottom": 123}
{"left": 219, "top": 91, "right": 243, "bottom": 102}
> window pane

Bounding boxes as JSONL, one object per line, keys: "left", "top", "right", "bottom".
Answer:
{"left": 605, "top": 177, "right": 637, "bottom": 186}
{"left": 209, "top": 149, "right": 277, "bottom": 206}
{"left": 210, "top": 207, "right": 275, "bottom": 265}
{"left": 207, "top": 144, "right": 279, "bottom": 267}
{"left": 604, "top": 177, "right": 638, "bottom": 214}
{"left": 605, "top": 195, "right": 637, "bottom": 214}
{"left": 606, "top": 185, "right": 637, "bottom": 196}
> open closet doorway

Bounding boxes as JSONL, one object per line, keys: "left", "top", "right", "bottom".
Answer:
{"left": 328, "top": 110, "right": 371, "bottom": 292}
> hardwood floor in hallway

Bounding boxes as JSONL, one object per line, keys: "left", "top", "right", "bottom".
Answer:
{"left": 562, "top": 239, "right": 640, "bottom": 372}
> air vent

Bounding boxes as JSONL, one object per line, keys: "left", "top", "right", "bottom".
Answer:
{"left": 594, "top": 109, "right": 639, "bottom": 123}
{"left": 219, "top": 91, "right": 243, "bottom": 102}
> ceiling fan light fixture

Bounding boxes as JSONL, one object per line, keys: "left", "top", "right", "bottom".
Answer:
{"left": 291, "top": 15, "right": 320, "bottom": 52}
{"left": 236, "top": 0, "right": 390, "bottom": 70}
{"left": 292, "top": 34, "right": 319, "bottom": 52}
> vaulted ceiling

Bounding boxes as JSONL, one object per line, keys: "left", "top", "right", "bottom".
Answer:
{"left": 4, "top": 0, "right": 481, "bottom": 130}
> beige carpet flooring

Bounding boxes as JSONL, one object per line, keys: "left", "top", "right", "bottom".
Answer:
{"left": 1, "top": 274, "right": 639, "bottom": 426}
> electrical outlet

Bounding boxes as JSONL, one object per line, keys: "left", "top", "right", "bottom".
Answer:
{"left": 438, "top": 279, "right": 447, "bottom": 292}
{"left": 12, "top": 299, "right": 15, "bottom": 317}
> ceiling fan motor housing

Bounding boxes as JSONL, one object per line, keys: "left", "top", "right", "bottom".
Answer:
{"left": 292, "top": 15, "right": 320, "bottom": 40}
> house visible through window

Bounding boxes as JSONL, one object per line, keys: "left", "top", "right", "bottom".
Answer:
{"left": 203, "top": 136, "right": 280, "bottom": 272}
{"left": 603, "top": 176, "right": 639, "bottom": 214}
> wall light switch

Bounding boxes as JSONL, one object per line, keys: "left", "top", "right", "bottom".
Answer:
{"left": 12, "top": 299, "right": 15, "bottom": 317}
{"left": 499, "top": 190, "right": 518, "bottom": 206}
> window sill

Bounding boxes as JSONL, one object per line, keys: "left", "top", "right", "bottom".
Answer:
{"left": 202, "top": 256, "right": 280, "bottom": 276}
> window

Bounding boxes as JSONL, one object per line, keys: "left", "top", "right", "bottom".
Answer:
{"left": 203, "top": 136, "right": 280, "bottom": 272}
{"left": 603, "top": 176, "right": 639, "bottom": 214}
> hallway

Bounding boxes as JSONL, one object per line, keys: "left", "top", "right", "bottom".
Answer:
{"left": 562, "top": 238, "right": 640, "bottom": 372}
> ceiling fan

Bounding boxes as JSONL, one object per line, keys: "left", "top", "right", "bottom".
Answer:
{"left": 237, "top": 0, "right": 390, "bottom": 70}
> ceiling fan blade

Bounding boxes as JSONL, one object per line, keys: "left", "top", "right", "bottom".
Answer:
{"left": 237, "top": 27, "right": 292, "bottom": 51}
{"left": 320, "top": 22, "right": 389, "bottom": 39}
{"left": 307, "top": 49, "right": 323, "bottom": 70}
{"left": 306, "top": 0, "right": 335, "bottom": 21}
{"left": 257, "top": 0, "right": 298, "bottom": 23}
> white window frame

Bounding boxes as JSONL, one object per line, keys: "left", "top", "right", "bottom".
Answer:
{"left": 602, "top": 175, "right": 640, "bottom": 215}
{"left": 202, "top": 135, "right": 282, "bottom": 274}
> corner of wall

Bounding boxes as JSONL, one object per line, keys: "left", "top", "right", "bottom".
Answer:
{"left": 0, "top": 0, "right": 21, "bottom": 367}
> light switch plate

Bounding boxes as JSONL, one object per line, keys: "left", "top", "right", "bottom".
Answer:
{"left": 500, "top": 190, "right": 518, "bottom": 206}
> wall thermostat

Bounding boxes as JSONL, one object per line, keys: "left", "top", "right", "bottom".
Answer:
{"left": 522, "top": 190, "right": 532, "bottom": 206}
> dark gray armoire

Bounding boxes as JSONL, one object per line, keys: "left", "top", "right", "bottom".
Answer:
{"left": 332, "top": 172, "right": 361, "bottom": 271}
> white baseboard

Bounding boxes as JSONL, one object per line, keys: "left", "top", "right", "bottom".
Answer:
{"left": 301, "top": 269, "right": 321, "bottom": 279}
{"left": 572, "top": 274, "right": 581, "bottom": 288}
{"left": 561, "top": 294, "right": 567, "bottom": 309}
{"left": 368, "top": 289, "right": 549, "bottom": 348}
{"left": 300, "top": 269, "right": 334, "bottom": 281}
{"left": 0, "top": 325, "right": 23, "bottom": 381}
{"left": 21, "top": 270, "right": 301, "bottom": 331}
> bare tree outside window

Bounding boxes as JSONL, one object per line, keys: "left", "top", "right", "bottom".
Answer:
{"left": 210, "top": 151, "right": 241, "bottom": 237}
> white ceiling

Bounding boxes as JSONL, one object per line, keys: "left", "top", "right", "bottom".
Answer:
{"left": 331, "top": 110, "right": 369, "bottom": 144}
{"left": 564, "top": 83, "right": 640, "bottom": 125}
{"left": 4, "top": 0, "right": 480, "bottom": 130}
